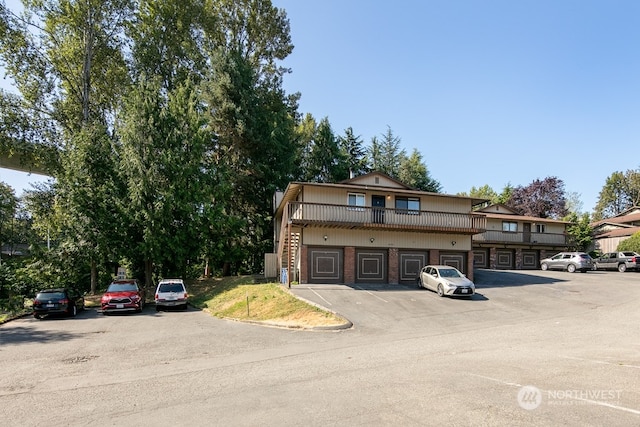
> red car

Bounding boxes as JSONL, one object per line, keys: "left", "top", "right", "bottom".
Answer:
{"left": 101, "top": 279, "right": 146, "bottom": 314}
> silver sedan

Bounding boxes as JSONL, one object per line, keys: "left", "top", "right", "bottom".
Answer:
{"left": 417, "top": 265, "right": 475, "bottom": 297}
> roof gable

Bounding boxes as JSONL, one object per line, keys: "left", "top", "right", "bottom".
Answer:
{"left": 340, "top": 171, "right": 413, "bottom": 190}
{"left": 477, "top": 204, "right": 519, "bottom": 215}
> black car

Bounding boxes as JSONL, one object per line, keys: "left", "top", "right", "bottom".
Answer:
{"left": 33, "top": 288, "right": 85, "bottom": 319}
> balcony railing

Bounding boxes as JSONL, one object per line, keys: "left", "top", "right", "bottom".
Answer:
{"left": 284, "top": 201, "right": 486, "bottom": 234}
{"left": 473, "top": 230, "right": 570, "bottom": 245}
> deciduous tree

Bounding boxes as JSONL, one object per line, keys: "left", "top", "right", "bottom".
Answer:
{"left": 507, "top": 177, "right": 567, "bottom": 219}
{"left": 593, "top": 169, "right": 640, "bottom": 220}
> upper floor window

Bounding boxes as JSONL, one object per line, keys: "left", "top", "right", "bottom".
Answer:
{"left": 535, "top": 224, "right": 545, "bottom": 233}
{"left": 348, "top": 193, "right": 365, "bottom": 209}
{"left": 502, "top": 221, "right": 517, "bottom": 232}
{"left": 395, "top": 197, "right": 420, "bottom": 214}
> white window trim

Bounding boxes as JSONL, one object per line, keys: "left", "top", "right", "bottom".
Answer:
{"left": 347, "top": 192, "right": 365, "bottom": 211}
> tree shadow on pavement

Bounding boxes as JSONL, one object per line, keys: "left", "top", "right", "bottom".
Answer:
{"left": 0, "top": 325, "right": 77, "bottom": 346}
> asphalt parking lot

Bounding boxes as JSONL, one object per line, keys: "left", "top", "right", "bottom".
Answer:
{"left": 1, "top": 269, "right": 639, "bottom": 426}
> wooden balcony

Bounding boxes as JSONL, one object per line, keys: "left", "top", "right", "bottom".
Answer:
{"left": 283, "top": 201, "right": 486, "bottom": 235}
{"left": 473, "top": 230, "right": 571, "bottom": 246}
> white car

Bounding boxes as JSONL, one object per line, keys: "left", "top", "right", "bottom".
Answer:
{"left": 154, "top": 279, "right": 188, "bottom": 311}
{"left": 417, "top": 265, "right": 475, "bottom": 297}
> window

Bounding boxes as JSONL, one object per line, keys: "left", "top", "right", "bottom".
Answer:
{"left": 347, "top": 193, "right": 365, "bottom": 210}
{"left": 535, "top": 224, "right": 545, "bottom": 233}
{"left": 395, "top": 197, "right": 420, "bottom": 214}
{"left": 502, "top": 221, "right": 517, "bottom": 232}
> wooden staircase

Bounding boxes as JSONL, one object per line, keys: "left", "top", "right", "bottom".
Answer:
{"left": 277, "top": 202, "right": 301, "bottom": 285}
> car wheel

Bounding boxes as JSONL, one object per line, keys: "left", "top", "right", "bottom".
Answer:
{"left": 416, "top": 278, "right": 422, "bottom": 289}
{"left": 618, "top": 264, "right": 627, "bottom": 273}
{"left": 155, "top": 305, "right": 160, "bottom": 312}
{"left": 34, "top": 313, "right": 42, "bottom": 320}
{"left": 567, "top": 264, "right": 576, "bottom": 273}
{"left": 541, "top": 263, "right": 548, "bottom": 271}
{"left": 182, "top": 304, "right": 188, "bottom": 311}
{"left": 437, "top": 284, "right": 445, "bottom": 297}
{"left": 68, "top": 304, "right": 77, "bottom": 317}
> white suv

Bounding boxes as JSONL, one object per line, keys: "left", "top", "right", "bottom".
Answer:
{"left": 154, "top": 279, "right": 188, "bottom": 311}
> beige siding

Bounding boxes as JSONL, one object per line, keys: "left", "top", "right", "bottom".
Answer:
{"left": 421, "top": 195, "right": 470, "bottom": 213}
{"left": 542, "top": 223, "right": 565, "bottom": 234}
{"left": 594, "top": 237, "right": 627, "bottom": 253}
{"left": 301, "top": 186, "right": 472, "bottom": 214}
{"left": 303, "top": 228, "right": 471, "bottom": 251}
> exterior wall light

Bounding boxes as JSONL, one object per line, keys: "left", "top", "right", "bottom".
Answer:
{"left": 370, "top": 237, "right": 375, "bottom": 243}
{"left": 323, "top": 235, "right": 328, "bottom": 241}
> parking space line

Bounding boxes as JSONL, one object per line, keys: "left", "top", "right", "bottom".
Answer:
{"left": 561, "top": 355, "right": 640, "bottom": 369}
{"left": 306, "top": 287, "right": 332, "bottom": 306}
{"left": 354, "top": 286, "right": 388, "bottom": 303}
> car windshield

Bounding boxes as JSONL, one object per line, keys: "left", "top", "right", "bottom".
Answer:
{"left": 579, "top": 254, "right": 590, "bottom": 259}
{"left": 159, "top": 283, "right": 184, "bottom": 293}
{"left": 439, "top": 268, "right": 461, "bottom": 278}
{"left": 107, "top": 283, "right": 138, "bottom": 292}
{"left": 36, "top": 292, "right": 65, "bottom": 300}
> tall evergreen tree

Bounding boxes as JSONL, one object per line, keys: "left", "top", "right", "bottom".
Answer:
{"left": 398, "top": 149, "right": 441, "bottom": 192}
{"left": 338, "top": 127, "right": 368, "bottom": 178}
{"left": 305, "top": 117, "right": 346, "bottom": 183}
{"left": 371, "top": 126, "right": 405, "bottom": 177}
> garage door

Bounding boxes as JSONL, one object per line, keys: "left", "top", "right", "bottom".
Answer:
{"left": 399, "top": 251, "right": 428, "bottom": 284}
{"left": 356, "top": 249, "right": 387, "bottom": 283}
{"left": 308, "top": 248, "right": 343, "bottom": 284}
{"left": 439, "top": 252, "right": 467, "bottom": 274}
{"left": 496, "top": 249, "right": 514, "bottom": 269}
{"left": 473, "top": 249, "right": 489, "bottom": 268}
{"left": 521, "top": 250, "right": 538, "bottom": 269}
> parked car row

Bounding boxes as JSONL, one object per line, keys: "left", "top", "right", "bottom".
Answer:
{"left": 33, "top": 278, "right": 188, "bottom": 320}
{"left": 540, "top": 251, "right": 640, "bottom": 273}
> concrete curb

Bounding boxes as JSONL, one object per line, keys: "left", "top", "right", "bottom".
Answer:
{"left": 283, "top": 286, "right": 353, "bottom": 331}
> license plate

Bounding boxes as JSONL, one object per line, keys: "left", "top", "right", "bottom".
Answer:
{"left": 461, "top": 289, "right": 468, "bottom": 294}
{"left": 116, "top": 304, "right": 124, "bottom": 309}
{"left": 46, "top": 304, "right": 55, "bottom": 308}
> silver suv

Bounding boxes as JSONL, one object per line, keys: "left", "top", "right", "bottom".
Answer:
{"left": 154, "top": 279, "right": 188, "bottom": 311}
{"left": 540, "top": 252, "right": 593, "bottom": 273}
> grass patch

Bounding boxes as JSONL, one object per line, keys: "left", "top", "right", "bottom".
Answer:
{"left": 0, "top": 298, "right": 31, "bottom": 324}
{"left": 187, "top": 276, "right": 348, "bottom": 328}
{"left": 84, "top": 295, "right": 101, "bottom": 308}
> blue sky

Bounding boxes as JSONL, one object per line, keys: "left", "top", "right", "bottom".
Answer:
{"left": 272, "top": 0, "right": 640, "bottom": 213}
{"left": 2, "top": 0, "right": 640, "bottom": 214}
